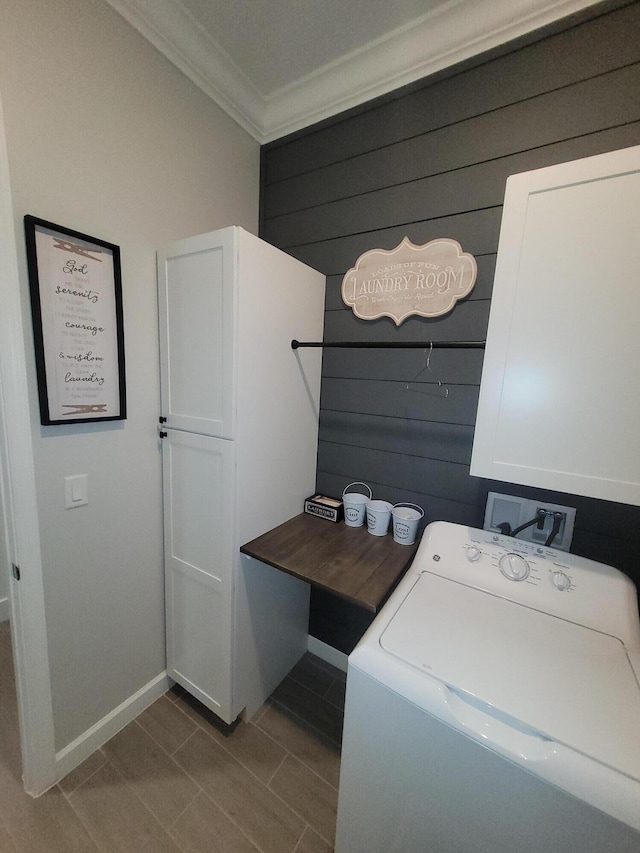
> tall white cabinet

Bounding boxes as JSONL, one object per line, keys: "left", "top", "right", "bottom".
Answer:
{"left": 157, "top": 226, "right": 325, "bottom": 724}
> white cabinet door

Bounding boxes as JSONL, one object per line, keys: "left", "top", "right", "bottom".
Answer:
{"left": 162, "top": 428, "right": 235, "bottom": 722}
{"left": 158, "top": 228, "right": 236, "bottom": 438}
{"left": 471, "top": 144, "right": 640, "bottom": 506}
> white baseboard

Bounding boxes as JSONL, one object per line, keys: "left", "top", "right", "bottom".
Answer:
{"left": 307, "top": 635, "right": 348, "bottom": 672}
{"left": 54, "top": 671, "right": 171, "bottom": 781}
{"left": 0, "top": 596, "right": 9, "bottom": 623}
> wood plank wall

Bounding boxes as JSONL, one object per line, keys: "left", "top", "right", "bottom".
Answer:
{"left": 260, "top": 0, "right": 640, "bottom": 652}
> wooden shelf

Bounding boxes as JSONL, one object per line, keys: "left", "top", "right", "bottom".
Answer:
{"left": 240, "top": 513, "right": 418, "bottom": 613}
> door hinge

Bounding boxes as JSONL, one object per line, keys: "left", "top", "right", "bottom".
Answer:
{"left": 159, "top": 416, "right": 167, "bottom": 424}
{"left": 12, "top": 563, "right": 20, "bottom": 581}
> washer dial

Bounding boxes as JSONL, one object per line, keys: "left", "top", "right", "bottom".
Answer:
{"left": 551, "top": 570, "right": 571, "bottom": 591}
{"left": 466, "top": 546, "right": 482, "bottom": 562}
{"left": 499, "top": 552, "right": 530, "bottom": 581}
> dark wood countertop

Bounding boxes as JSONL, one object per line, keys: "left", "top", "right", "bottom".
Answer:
{"left": 240, "top": 513, "right": 418, "bottom": 613}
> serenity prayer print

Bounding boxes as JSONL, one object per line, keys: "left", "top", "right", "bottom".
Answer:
{"left": 25, "top": 217, "right": 126, "bottom": 424}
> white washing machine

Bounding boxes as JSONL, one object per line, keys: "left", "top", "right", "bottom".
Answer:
{"left": 336, "top": 521, "right": 640, "bottom": 853}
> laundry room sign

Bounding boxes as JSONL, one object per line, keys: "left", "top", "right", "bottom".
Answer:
{"left": 341, "top": 237, "right": 477, "bottom": 325}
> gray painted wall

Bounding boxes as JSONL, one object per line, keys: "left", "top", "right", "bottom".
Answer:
{"left": 260, "top": 0, "right": 640, "bottom": 652}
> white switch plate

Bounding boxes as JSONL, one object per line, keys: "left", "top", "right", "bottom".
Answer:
{"left": 483, "top": 491, "right": 576, "bottom": 551}
{"left": 64, "top": 474, "right": 88, "bottom": 509}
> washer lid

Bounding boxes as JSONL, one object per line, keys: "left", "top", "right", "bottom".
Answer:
{"left": 380, "top": 572, "right": 640, "bottom": 782}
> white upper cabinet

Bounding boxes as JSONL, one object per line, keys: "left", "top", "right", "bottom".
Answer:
{"left": 471, "top": 145, "right": 640, "bottom": 506}
{"left": 158, "top": 229, "right": 236, "bottom": 438}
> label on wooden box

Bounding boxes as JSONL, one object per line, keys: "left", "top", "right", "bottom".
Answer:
{"left": 304, "top": 494, "right": 344, "bottom": 522}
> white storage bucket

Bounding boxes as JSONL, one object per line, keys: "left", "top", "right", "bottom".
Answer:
{"left": 366, "top": 500, "right": 393, "bottom": 536}
{"left": 342, "top": 482, "right": 372, "bottom": 527}
{"left": 392, "top": 503, "right": 424, "bottom": 545}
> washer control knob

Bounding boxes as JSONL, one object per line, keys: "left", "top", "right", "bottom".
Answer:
{"left": 466, "top": 546, "right": 482, "bottom": 562}
{"left": 499, "top": 552, "right": 530, "bottom": 581}
{"left": 551, "top": 571, "right": 571, "bottom": 591}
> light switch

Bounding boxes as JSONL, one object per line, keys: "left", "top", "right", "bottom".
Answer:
{"left": 65, "top": 474, "right": 88, "bottom": 509}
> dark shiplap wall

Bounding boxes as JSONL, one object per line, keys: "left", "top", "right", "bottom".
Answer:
{"left": 260, "top": 1, "right": 640, "bottom": 652}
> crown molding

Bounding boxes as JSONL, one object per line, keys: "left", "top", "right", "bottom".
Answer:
{"left": 261, "top": 0, "right": 602, "bottom": 141}
{"left": 104, "top": 0, "right": 265, "bottom": 139}
{"left": 105, "top": 0, "right": 602, "bottom": 144}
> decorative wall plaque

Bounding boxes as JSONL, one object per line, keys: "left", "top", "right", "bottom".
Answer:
{"left": 24, "top": 216, "right": 126, "bottom": 425}
{"left": 341, "top": 237, "right": 477, "bottom": 325}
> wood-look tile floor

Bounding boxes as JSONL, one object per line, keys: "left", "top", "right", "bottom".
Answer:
{"left": 0, "top": 621, "right": 345, "bottom": 852}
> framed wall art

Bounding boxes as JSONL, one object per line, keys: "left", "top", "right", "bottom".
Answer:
{"left": 24, "top": 215, "right": 126, "bottom": 425}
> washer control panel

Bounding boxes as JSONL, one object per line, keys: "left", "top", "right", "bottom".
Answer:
{"left": 414, "top": 521, "right": 640, "bottom": 644}
{"left": 464, "top": 536, "right": 561, "bottom": 590}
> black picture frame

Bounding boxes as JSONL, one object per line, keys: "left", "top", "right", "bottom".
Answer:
{"left": 24, "top": 215, "right": 126, "bottom": 425}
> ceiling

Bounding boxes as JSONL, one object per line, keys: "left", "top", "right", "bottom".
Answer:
{"left": 105, "top": 0, "right": 603, "bottom": 143}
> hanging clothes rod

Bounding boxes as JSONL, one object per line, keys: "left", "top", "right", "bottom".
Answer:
{"left": 291, "top": 340, "right": 485, "bottom": 350}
